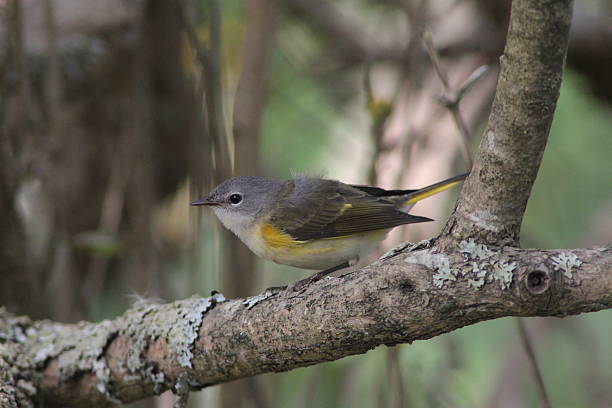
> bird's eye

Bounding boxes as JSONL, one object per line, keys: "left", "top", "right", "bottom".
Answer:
{"left": 229, "top": 193, "right": 242, "bottom": 205}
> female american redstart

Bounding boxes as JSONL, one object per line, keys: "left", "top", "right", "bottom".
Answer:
{"left": 191, "top": 173, "right": 468, "bottom": 277}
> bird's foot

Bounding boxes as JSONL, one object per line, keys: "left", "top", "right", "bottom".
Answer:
{"left": 288, "top": 261, "right": 350, "bottom": 293}
{"left": 262, "top": 284, "right": 288, "bottom": 294}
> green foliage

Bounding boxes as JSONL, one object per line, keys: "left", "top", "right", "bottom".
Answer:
{"left": 522, "top": 71, "right": 612, "bottom": 248}
{"left": 74, "top": 231, "right": 123, "bottom": 256}
{"left": 260, "top": 51, "right": 339, "bottom": 178}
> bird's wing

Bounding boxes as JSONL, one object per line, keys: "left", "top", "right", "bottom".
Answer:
{"left": 266, "top": 178, "right": 431, "bottom": 241}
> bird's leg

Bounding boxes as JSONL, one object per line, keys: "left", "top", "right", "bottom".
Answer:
{"left": 263, "top": 262, "right": 352, "bottom": 294}
{"left": 308, "top": 261, "right": 352, "bottom": 283}
{"left": 290, "top": 261, "right": 351, "bottom": 292}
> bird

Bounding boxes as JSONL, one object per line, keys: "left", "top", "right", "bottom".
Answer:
{"left": 191, "top": 172, "right": 468, "bottom": 283}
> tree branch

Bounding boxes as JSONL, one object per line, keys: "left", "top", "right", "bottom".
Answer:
{"left": 442, "top": 0, "right": 574, "bottom": 246}
{"left": 1, "top": 244, "right": 610, "bottom": 407}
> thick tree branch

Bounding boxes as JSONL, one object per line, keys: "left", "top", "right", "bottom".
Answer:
{"left": 1, "top": 244, "right": 610, "bottom": 407}
{"left": 443, "top": 0, "right": 574, "bottom": 246}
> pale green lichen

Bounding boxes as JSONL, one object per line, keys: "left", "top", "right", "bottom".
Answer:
{"left": 459, "top": 239, "right": 494, "bottom": 260}
{"left": 92, "top": 358, "right": 122, "bottom": 404}
{"left": 144, "top": 363, "right": 166, "bottom": 395}
{"left": 551, "top": 252, "right": 582, "bottom": 278}
{"left": 122, "top": 303, "right": 158, "bottom": 373}
{"left": 173, "top": 374, "right": 192, "bottom": 408}
{"left": 173, "top": 296, "right": 222, "bottom": 368}
{"left": 457, "top": 239, "right": 516, "bottom": 290}
{"left": 1, "top": 310, "right": 121, "bottom": 405}
{"left": 18, "top": 317, "right": 121, "bottom": 404}
{"left": 407, "top": 249, "right": 455, "bottom": 288}
{"left": 29, "top": 324, "right": 61, "bottom": 365}
{"left": 492, "top": 259, "right": 517, "bottom": 290}
{"left": 467, "top": 278, "right": 484, "bottom": 289}
{"left": 122, "top": 292, "right": 226, "bottom": 378}
{"left": 467, "top": 261, "right": 488, "bottom": 289}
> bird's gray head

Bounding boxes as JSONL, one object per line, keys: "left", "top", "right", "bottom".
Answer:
{"left": 191, "top": 176, "right": 284, "bottom": 234}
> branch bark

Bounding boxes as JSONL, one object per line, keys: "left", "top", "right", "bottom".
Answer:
{"left": 1, "top": 244, "right": 610, "bottom": 407}
{"left": 442, "top": 0, "right": 574, "bottom": 246}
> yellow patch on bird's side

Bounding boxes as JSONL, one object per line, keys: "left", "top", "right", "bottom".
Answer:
{"left": 260, "top": 224, "right": 303, "bottom": 248}
{"left": 260, "top": 223, "right": 338, "bottom": 257}
{"left": 257, "top": 223, "right": 389, "bottom": 269}
{"left": 404, "top": 180, "right": 461, "bottom": 205}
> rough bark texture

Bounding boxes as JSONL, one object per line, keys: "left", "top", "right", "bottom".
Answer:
{"left": 442, "top": 0, "right": 574, "bottom": 246}
{"left": 0, "top": 356, "right": 19, "bottom": 407}
{"left": 0, "top": 243, "right": 610, "bottom": 407}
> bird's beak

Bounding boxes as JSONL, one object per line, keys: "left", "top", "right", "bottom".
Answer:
{"left": 190, "top": 197, "right": 221, "bottom": 206}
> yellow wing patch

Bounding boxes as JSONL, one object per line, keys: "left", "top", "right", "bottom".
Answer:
{"left": 261, "top": 224, "right": 304, "bottom": 248}
{"left": 404, "top": 180, "right": 461, "bottom": 205}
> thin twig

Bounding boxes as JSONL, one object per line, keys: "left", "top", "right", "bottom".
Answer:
{"left": 516, "top": 318, "right": 553, "bottom": 408}
{"left": 423, "top": 30, "right": 450, "bottom": 89}
{"left": 422, "top": 29, "right": 485, "bottom": 170}
{"left": 455, "top": 65, "right": 489, "bottom": 102}
{"left": 363, "top": 63, "right": 392, "bottom": 185}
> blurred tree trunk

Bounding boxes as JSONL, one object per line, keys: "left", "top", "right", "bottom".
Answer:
{"left": 0, "top": 0, "right": 43, "bottom": 319}
{"left": 474, "top": 0, "right": 612, "bottom": 103}
{"left": 0, "top": 0, "right": 200, "bottom": 322}
{"left": 219, "top": 1, "right": 275, "bottom": 407}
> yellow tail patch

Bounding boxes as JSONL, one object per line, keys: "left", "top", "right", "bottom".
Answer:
{"left": 404, "top": 180, "right": 462, "bottom": 205}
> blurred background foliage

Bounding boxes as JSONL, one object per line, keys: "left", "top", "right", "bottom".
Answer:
{"left": 0, "top": 0, "right": 611, "bottom": 407}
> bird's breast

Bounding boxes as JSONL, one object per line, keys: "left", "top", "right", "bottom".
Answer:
{"left": 214, "top": 209, "right": 390, "bottom": 270}
{"left": 255, "top": 223, "right": 389, "bottom": 270}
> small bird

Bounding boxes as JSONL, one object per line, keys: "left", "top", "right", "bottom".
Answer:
{"left": 191, "top": 173, "right": 468, "bottom": 280}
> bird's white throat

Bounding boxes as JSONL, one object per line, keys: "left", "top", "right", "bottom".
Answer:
{"left": 212, "top": 207, "right": 255, "bottom": 242}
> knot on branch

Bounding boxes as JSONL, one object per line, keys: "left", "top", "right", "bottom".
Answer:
{"left": 524, "top": 269, "right": 551, "bottom": 295}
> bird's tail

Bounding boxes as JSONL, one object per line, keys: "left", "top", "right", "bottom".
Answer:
{"left": 401, "top": 172, "right": 469, "bottom": 206}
